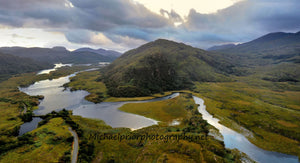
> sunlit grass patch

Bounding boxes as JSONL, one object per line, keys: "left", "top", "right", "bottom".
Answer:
{"left": 118, "top": 94, "right": 194, "bottom": 122}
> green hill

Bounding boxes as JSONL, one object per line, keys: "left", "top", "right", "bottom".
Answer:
{"left": 103, "top": 39, "right": 235, "bottom": 97}
{"left": 0, "top": 52, "right": 51, "bottom": 81}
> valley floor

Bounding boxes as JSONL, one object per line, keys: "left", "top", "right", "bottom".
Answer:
{"left": 0, "top": 66, "right": 299, "bottom": 162}
{"left": 65, "top": 70, "right": 300, "bottom": 158}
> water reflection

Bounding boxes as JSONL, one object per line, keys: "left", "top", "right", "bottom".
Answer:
{"left": 20, "top": 70, "right": 178, "bottom": 129}
{"left": 193, "top": 96, "right": 298, "bottom": 163}
{"left": 71, "top": 93, "right": 179, "bottom": 129}
{"left": 20, "top": 74, "right": 89, "bottom": 115}
{"left": 18, "top": 117, "right": 43, "bottom": 136}
{"left": 37, "top": 63, "right": 72, "bottom": 75}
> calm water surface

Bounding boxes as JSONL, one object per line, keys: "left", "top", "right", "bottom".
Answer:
{"left": 19, "top": 71, "right": 178, "bottom": 129}
{"left": 18, "top": 117, "right": 42, "bottom": 136}
{"left": 193, "top": 96, "right": 299, "bottom": 163}
{"left": 37, "top": 63, "right": 72, "bottom": 75}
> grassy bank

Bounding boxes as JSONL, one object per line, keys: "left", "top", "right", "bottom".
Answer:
{"left": 192, "top": 80, "right": 300, "bottom": 157}
{"left": 119, "top": 94, "right": 193, "bottom": 123}
{"left": 70, "top": 93, "right": 253, "bottom": 162}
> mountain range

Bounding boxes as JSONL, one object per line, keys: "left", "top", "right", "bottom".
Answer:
{"left": 1, "top": 31, "right": 299, "bottom": 86}
{"left": 74, "top": 47, "right": 122, "bottom": 58}
{"left": 208, "top": 31, "right": 300, "bottom": 65}
{"left": 0, "top": 46, "right": 121, "bottom": 64}
{"left": 209, "top": 31, "right": 300, "bottom": 82}
{"left": 103, "top": 31, "right": 300, "bottom": 97}
{"left": 0, "top": 46, "right": 122, "bottom": 81}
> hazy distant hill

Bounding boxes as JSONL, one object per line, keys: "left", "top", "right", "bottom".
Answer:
{"left": 103, "top": 39, "right": 236, "bottom": 97}
{"left": 211, "top": 31, "right": 300, "bottom": 82}
{"left": 0, "top": 52, "right": 51, "bottom": 81}
{"left": 212, "top": 31, "right": 300, "bottom": 65}
{"left": 74, "top": 48, "right": 122, "bottom": 58}
{"left": 0, "top": 46, "right": 120, "bottom": 64}
{"left": 207, "top": 44, "right": 236, "bottom": 51}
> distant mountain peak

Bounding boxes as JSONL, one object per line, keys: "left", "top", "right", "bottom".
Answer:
{"left": 152, "top": 38, "right": 182, "bottom": 45}
{"left": 209, "top": 31, "right": 300, "bottom": 66}
{"left": 52, "top": 46, "right": 67, "bottom": 51}
{"left": 74, "top": 47, "right": 122, "bottom": 57}
{"left": 251, "top": 32, "right": 290, "bottom": 42}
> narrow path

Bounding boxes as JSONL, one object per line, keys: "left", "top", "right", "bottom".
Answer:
{"left": 68, "top": 127, "right": 79, "bottom": 163}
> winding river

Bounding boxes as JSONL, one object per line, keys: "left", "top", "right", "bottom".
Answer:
{"left": 18, "top": 68, "right": 299, "bottom": 163}
{"left": 193, "top": 96, "right": 298, "bottom": 163}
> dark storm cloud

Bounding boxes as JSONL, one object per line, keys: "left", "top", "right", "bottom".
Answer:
{"left": 0, "top": 0, "right": 72, "bottom": 27}
{"left": 64, "top": 30, "right": 93, "bottom": 44}
{"left": 183, "top": 0, "right": 300, "bottom": 45}
{"left": 108, "top": 27, "right": 152, "bottom": 40}
{"left": 72, "top": 0, "right": 171, "bottom": 29}
{"left": 0, "top": 0, "right": 299, "bottom": 50}
{"left": 249, "top": 0, "right": 300, "bottom": 31}
{"left": 0, "top": 0, "right": 64, "bottom": 10}
{"left": 0, "top": 0, "right": 171, "bottom": 30}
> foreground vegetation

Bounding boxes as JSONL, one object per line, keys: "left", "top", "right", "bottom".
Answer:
{"left": 71, "top": 93, "right": 252, "bottom": 162}
{"left": 1, "top": 95, "right": 253, "bottom": 162}
{"left": 0, "top": 117, "right": 72, "bottom": 163}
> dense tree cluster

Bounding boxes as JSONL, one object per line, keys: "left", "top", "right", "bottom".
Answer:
{"left": 105, "top": 53, "right": 191, "bottom": 97}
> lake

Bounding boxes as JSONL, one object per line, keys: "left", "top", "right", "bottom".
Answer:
{"left": 19, "top": 68, "right": 299, "bottom": 162}
{"left": 19, "top": 71, "right": 178, "bottom": 130}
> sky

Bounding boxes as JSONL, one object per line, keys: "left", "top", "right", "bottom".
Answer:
{"left": 0, "top": 0, "right": 299, "bottom": 52}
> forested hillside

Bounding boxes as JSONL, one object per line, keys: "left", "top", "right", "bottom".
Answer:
{"left": 103, "top": 39, "right": 236, "bottom": 97}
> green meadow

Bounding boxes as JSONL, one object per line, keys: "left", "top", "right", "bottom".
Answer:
{"left": 119, "top": 94, "right": 192, "bottom": 123}
{"left": 65, "top": 69, "right": 300, "bottom": 158}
